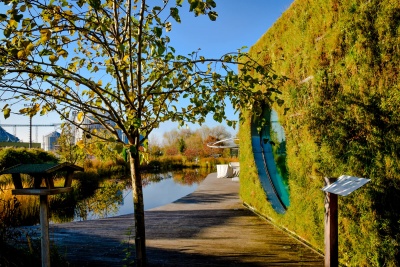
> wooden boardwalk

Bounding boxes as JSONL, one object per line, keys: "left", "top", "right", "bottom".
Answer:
{"left": 37, "top": 173, "right": 323, "bottom": 266}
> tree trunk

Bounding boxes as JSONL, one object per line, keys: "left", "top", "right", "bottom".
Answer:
{"left": 130, "top": 151, "right": 147, "bottom": 266}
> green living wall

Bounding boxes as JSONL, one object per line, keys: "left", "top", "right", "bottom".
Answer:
{"left": 240, "top": 0, "right": 400, "bottom": 265}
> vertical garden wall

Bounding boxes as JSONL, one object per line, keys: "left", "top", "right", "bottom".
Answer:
{"left": 240, "top": 0, "right": 400, "bottom": 265}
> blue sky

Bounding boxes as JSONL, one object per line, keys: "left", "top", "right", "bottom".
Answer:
{"left": 150, "top": 0, "right": 293, "bottom": 141}
{"left": 1, "top": 0, "right": 293, "bottom": 143}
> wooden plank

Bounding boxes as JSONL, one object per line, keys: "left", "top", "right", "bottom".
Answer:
{"left": 35, "top": 173, "right": 324, "bottom": 266}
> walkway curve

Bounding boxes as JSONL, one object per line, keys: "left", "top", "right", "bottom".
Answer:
{"left": 39, "top": 173, "right": 323, "bottom": 266}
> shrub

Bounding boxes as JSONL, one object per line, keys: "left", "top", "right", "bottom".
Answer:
{"left": 0, "top": 147, "right": 58, "bottom": 169}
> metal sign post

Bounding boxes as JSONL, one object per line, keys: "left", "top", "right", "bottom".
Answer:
{"left": 322, "top": 175, "right": 370, "bottom": 267}
{"left": 323, "top": 177, "right": 338, "bottom": 267}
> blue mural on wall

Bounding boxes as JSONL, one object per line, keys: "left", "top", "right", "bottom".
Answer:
{"left": 251, "top": 109, "right": 290, "bottom": 214}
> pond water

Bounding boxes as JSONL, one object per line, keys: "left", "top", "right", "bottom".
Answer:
{"left": 77, "top": 172, "right": 200, "bottom": 221}
{"left": 0, "top": 169, "right": 208, "bottom": 226}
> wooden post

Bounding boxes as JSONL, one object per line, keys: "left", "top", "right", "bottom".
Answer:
{"left": 324, "top": 177, "right": 338, "bottom": 267}
{"left": 64, "top": 171, "right": 73, "bottom": 188}
{"left": 11, "top": 173, "right": 23, "bottom": 189}
{"left": 34, "top": 176, "right": 42, "bottom": 189}
{"left": 40, "top": 195, "right": 51, "bottom": 267}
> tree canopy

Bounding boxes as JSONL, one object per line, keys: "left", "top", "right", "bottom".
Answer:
{"left": 0, "top": 0, "right": 282, "bottom": 148}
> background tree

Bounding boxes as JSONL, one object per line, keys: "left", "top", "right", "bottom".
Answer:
{"left": 208, "top": 125, "right": 232, "bottom": 141}
{"left": 159, "top": 125, "right": 233, "bottom": 159}
{"left": 164, "top": 145, "right": 179, "bottom": 156}
{"left": 162, "top": 129, "right": 180, "bottom": 156}
{"left": 201, "top": 125, "right": 231, "bottom": 156}
{"left": 202, "top": 135, "right": 222, "bottom": 157}
{"left": 57, "top": 123, "right": 86, "bottom": 164}
{"left": 81, "top": 129, "right": 125, "bottom": 163}
{"left": 162, "top": 129, "right": 179, "bottom": 146}
{"left": 0, "top": 0, "right": 283, "bottom": 264}
{"left": 182, "top": 130, "right": 203, "bottom": 161}
{"left": 148, "top": 135, "right": 163, "bottom": 158}
{"left": 177, "top": 137, "right": 186, "bottom": 154}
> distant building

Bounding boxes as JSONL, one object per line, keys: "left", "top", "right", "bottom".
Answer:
{"left": 0, "top": 125, "right": 41, "bottom": 148}
{"left": 43, "top": 131, "right": 61, "bottom": 151}
{"left": 0, "top": 126, "right": 20, "bottom": 142}
{"left": 72, "top": 112, "right": 129, "bottom": 144}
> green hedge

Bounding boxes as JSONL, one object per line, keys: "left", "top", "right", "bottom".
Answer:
{"left": 240, "top": 0, "right": 400, "bottom": 265}
{"left": 0, "top": 147, "right": 58, "bottom": 169}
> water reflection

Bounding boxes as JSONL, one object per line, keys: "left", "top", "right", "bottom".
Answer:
{"left": 73, "top": 180, "right": 126, "bottom": 221}
{"left": 121, "top": 169, "right": 207, "bottom": 214}
{"left": 270, "top": 110, "right": 289, "bottom": 186}
{"left": 0, "top": 169, "right": 208, "bottom": 226}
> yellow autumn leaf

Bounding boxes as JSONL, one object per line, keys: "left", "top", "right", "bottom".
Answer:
{"left": 40, "top": 29, "right": 51, "bottom": 44}
{"left": 17, "top": 50, "right": 27, "bottom": 59}
{"left": 33, "top": 103, "right": 40, "bottom": 112}
{"left": 9, "top": 19, "right": 18, "bottom": 28}
{"left": 53, "top": 26, "right": 64, "bottom": 32}
{"left": 3, "top": 107, "right": 11, "bottom": 119}
{"left": 76, "top": 139, "right": 85, "bottom": 149}
{"left": 40, "top": 36, "right": 49, "bottom": 44}
{"left": 77, "top": 111, "right": 84, "bottom": 122}
{"left": 40, "top": 29, "right": 51, "bottom": 38}
{"left": 57, "top": 49, "right": 68, "bottom": 58}
{"left": 95, "top": 98, "right": 102, "bottom": 106}
{"left": 61, "top": 36, "right": 71, "bottom": 44}
{"left": 26, "top": 43, "right": 34, "bottom": 52}
{"left": 49, "top": 54, "right": 59, "bottom": 63}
